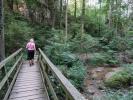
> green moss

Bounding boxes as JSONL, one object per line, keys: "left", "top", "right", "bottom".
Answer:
{"left": 105, "top": 70, "right": 131, "bottom": 89}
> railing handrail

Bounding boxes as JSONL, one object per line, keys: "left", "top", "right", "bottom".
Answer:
{"left": 0, "top": 48, "right": 22, "bottom": 70}
{"left": 0, "top": 48, "right": 23, "bottom": 100}
{"left": 38, "top": 48, "right": 86, "bottom": 100}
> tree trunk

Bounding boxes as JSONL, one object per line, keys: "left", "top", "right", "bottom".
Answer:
{"left": 51, "top": 0, "right": 56, "bottom": 29}
{"left": 81, "top": 0, "right": 85, "bottom": 35}
{"left": 0, "top": 0, "right": 5, "bottom": 61}
{"left": 15, "top": 0, "right": 19, "bottom": 11}
{"left": 108, "top": 0, "right": 113, "bottom": 28}
{"left": 7, "top": 0, "right": 14, "bottom": 10}
{"left": 74, "top": 0, "right": 77, "bottom": 19}
{"left": 65, "top": 0, "right": 68, "bottom": 43}
{"left": 59, "top": 0, "right": 63, "bottom": 28}
{"left": 98, "top": 0, "right": 102, "bottom": 36}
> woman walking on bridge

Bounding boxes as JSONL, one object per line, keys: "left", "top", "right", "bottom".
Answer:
{"left": 26, "top": 38, "right": 36, "bottom": 66}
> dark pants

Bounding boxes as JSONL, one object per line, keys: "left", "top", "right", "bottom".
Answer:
{"left": 27, "top": 50, "right": 35, "bottom": 60}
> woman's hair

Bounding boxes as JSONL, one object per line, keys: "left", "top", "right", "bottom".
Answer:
{"left": 30, "top": 38, "right": 34, "bottom": 42}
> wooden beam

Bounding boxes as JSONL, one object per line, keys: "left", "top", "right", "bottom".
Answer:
{"left": 0, "top": 54, "right": 23, "bottom": 90}
{"left": 40, "top": 60, "right": 58, "bottom": 100}
{"left": 3, "top": 56, "right": 23, "bottom": 100}
{"left": 39, "top": 60, "right": 50, "bottom": 100}
{"left": 38, "top": 48, "right": 86, "bottom": 100}
{"left": 0, "top": 48, "right": 22, "bottom": 70}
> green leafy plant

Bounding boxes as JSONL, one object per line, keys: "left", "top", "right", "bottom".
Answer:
{"left": 90, "top": 51, "right": 119, "bottom": 66}
{"left": 103, "top": 90, "right": 133, "bottom": 100}
{"left": 109, "top": 36, "right": 129, "bottom": 51}
{"left": 67, "top": 61, "right": 86, "bottom": 89}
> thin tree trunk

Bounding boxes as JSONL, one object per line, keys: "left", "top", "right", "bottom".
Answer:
{"left": 98, "top": 0, "right": 102, "bottom": 36}
{"left": 74, "top": 0, "right": 77, "bottom": 19}
{"left": 52, "top": 0, "right": 56, "bottom": 29}
{"left": 0, "top": 0, "right": 5, "bottom": 61}
{"left": 65, "top": 0, "right": 68, "bottom": 43}
{"left": 81, "top": 0, "right": 85, "bottom": 35}
{"left": 108, "top": 0, "right": 113, "bottom": 28}
{"left": 126, "top": 0, "right": 129, "bottom": 34}
{"left": 7, "top": 0, "right": 14, "bottom": 10}
{"left": 60, "top": 0, "right": 63, "bottom": 28}
{"left": 115, "top": 0, "right": 118, "bottom": 36}
{"left": 15, "top": 0, "right": 19, "bottom": 11}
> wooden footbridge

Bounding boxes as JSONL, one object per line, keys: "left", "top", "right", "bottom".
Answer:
{"left": 0, "top": 48, "right": 86, "bottom": 100}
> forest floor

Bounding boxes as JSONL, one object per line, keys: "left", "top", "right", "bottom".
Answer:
{"left": 77, "top": 53, "right": 123, "bottom": 100}
{"left": 83, "top": 66, "right": 122, "bottom": 100}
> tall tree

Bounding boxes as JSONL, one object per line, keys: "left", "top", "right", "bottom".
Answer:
{"left": 51, "top": 0, "right": 56, "bottom": 28}
{"left": 81, "top": 0, "right": 85, "bottom": 35}
{"left": 0, "top": 0, "right": 5, "bottom": 61}
{"left": 74, "top": 0, "right": 77, "bottom": 19}
{"left": 60, "top": 0, "right": 63, "bottom": 28}
{"left": 108, "top": 0, "right": 114, "bottom": 28}
{"left": 98, "top": 0, "right": 102, "bottom": 35}
{"left": 65, "top": 0, "right": 68, "bottom": 43}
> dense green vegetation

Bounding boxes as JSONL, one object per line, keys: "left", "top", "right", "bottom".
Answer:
{"left": 0, "top": 0, "right": 133, "bottom": 99}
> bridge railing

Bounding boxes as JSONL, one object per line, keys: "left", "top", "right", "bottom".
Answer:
{"left": 38, "top": 48, "right": 86, "bottom": 100}
{"left": 0, "top": 48, "right": 23, "bottom": 100}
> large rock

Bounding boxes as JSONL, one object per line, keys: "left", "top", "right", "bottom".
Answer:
{"left": 105, "top": 67, "right": 123, "bottom": 80}
{"left": 91, "top": 67, "right": 104, "bottom": 79}
{"left": 104, "top": 68, "right": 131, "bottom": 88}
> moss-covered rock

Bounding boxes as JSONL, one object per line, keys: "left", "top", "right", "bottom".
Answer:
{"left": 104, "top": 69, "right": 132, "bottom": 89}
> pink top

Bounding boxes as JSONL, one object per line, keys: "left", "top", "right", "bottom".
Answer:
{"left": 26, "top": 42, "right": 36, "bottom": 50}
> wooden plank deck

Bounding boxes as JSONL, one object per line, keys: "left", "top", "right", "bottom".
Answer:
{"left": 8, "top": 56, "right": 49, "bottom": 100}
